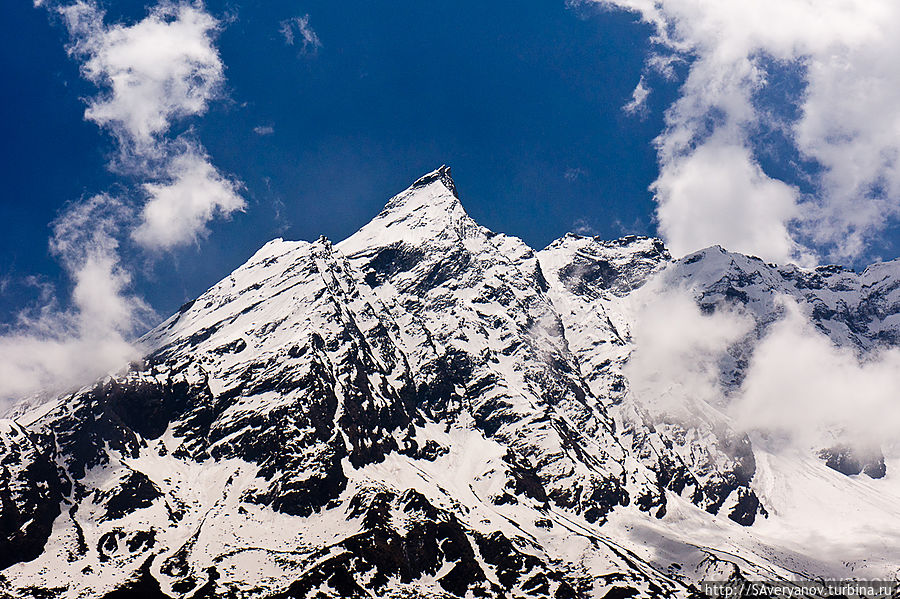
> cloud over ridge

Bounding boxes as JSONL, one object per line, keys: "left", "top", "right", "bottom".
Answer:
{"left": 626, "top": 283, "right": 900, "bottom": 457}
{"left": 592, "top": 0, "right": 900, "bottom": 264}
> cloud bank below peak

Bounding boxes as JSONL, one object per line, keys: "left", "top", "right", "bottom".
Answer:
{"left": 592, "top": 0, "right": 900, "bottom": 265}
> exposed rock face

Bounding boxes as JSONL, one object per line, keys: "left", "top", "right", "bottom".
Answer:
{"left": 0, "top": 421, "right": 68, "bottom": 571}
{"left": 1, "top": 166, "right": 898, "bottom": 597}
{"left": 817, "top": 445, "right": 886, "bottom": 479}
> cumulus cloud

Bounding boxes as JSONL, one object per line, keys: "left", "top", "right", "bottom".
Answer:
{"left": 58, "top": 1, "right": 245, "bottom": 253}
{"left": 133, "top": 145, "right": 245, "bottom": 250}
{"left": 653, "top": 136, "right": 807, "bottom": 264}
{"left": 279, "top": 15, "right": 321, "bottom": 53}
{"left": 61, "top": 0, "right": 224, "bottom": 154}
{"left": 590, "top": 0, "right": 900, "bottom": 263}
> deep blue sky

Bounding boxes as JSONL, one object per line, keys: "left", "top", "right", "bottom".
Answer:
{"left": 1, "top": 0, "right": 679, "bottom": 324}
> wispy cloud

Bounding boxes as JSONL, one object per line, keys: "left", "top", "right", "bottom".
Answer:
{"left": 0, "top": 196, "right": 152, "bottom": 402}
{"left": 279, "top": 14, "right": 321, "bottom": 53}
{"left": 253, "top": 124, "right": 274, "bottom": 136}
{"left": 622, "top": 76, "right": 650, "bottom": 116}
{"left": 590, "top": 0, "right": 900, "bottom": 263}
{"left": 1, "top": 1, "right": 242, "bottom": 405}
{"left": 571, "top": 218, "right": 597, "bottom": 236}
{"left": 625, "top": 283, "right": 751, "bottom": 418}
{"left": 564, "top": 167, "right": 587, "bottom": 181}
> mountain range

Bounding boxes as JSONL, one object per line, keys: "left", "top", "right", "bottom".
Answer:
{"left": 1, "top": 166, "right": 898, "bottom": 598}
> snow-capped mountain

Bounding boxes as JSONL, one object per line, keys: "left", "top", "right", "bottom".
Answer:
{"left": 2, "top": 167, "right": 899, "bottom": 598}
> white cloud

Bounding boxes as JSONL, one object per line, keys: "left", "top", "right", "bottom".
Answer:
{"left": 652, "top": 136, "right": 808, "bottom": 264}
{"left": 253, "top": 124, "right": 274, "bottom": 136}
{"left": 0, "top": 197, "right": 152, "bottom": 403}
{"left": 623, "top": 76, "right": 650, "bottom": 115}
{"left": 49, "top": 195, "right": 145, "bottom": 333}
{"left": 61, "top": 0, "right": 224, "bottom": 153}
{"left": 0, "top": 1, "right": 242, "bottom": 406}
{"left": 624, "top": 282, "right": 752, "bottom": 418}
{"left": 733, "top": 298, "right": 900, "bottom": 450}
{"left": 59, "top": 1, "right": 246, "bottom": 251}
{"left": 626, "top": 282, "right": 900, "bottom": 455}
{"left": 0, "top": 333, "right": 138, "bottom": 404}
{"left": 591, "top": 0, "right": 900, "bottom": 262}
{"left": 279, "top": 15, "right": 321, "bottom": 53}
{"left": 132, "top": 145, "right": 245, "bottom": 250}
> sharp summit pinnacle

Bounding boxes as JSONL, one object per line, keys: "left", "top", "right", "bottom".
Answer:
{"left": 411, "top": 164, "right": 457, "bottom": 197}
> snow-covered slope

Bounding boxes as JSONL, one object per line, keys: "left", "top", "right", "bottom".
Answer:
{"left": 1, "top": 167, "right": 898, "bottom": 598}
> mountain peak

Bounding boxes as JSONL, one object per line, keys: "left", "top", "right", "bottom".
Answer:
{"left": 8, "top": 165, "right": 900, "bottom": 597}
{"left": 338, "top": 165, "right": 477, "bottom": 255}
{"left": 376, "top": 164, "right": 464, "bottom": 213}
{"left": 380, "top": 165, "right": 461, "bottom": 216}
{"left": 410, "top": 164, "right": 457, "bottom": 197}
